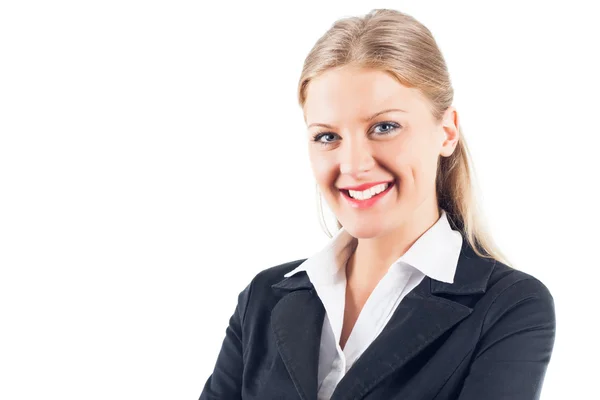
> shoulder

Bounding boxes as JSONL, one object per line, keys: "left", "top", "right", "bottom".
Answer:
{"left": 234, "top": 258, "right": 308, "bottom": 322}
{"left": 249, "top": 258, "right": 308, "bottom": 289}
{"left": 486, "top": 260, "right": 554, "bottom": 303}
{"left": 481, "top": 260, "right": 555, "bottom": 332}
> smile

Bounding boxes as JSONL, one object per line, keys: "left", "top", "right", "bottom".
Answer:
{"left": 340, "top": 181, "right": 394, "bottom": 209}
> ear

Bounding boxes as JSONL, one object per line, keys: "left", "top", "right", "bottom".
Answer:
{"left": 439, "top": 106, "right": 460, "bottom": 157}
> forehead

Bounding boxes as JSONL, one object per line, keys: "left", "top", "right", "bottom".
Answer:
{"left": 304, "top": 66, "right": 429, "bottom": 125}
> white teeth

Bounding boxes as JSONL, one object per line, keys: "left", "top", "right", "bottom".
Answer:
{"left": 348, "top": 183, "right": 390, "bottom": 200}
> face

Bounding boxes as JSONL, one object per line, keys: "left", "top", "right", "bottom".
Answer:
{"left": 303, "top": 66, "right": 459, "bottom": 239}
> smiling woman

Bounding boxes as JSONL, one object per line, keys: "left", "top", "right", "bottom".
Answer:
{"left": 200, "top": 8, "right": 556, "bottom": 400}
{"left": 304, "top": 67, "right": 462, "bottom": 245}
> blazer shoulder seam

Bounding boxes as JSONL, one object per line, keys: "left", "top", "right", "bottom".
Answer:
{"left": 480, "top": 273, "right": 549, "bottom": 337}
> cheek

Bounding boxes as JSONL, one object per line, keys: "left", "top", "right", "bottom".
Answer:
{"left": 390, "top": 154, "right": 435, "bottom": 199}
{"left": 400, "top": 155, "right": 439, "bottom": 196}
{"left": 309, "top": 151, "right": 336, "bottom": 183}
{"left": 390, "top": 148, "right": 414, "bottom": 181}
{"left": 390, "top": 138, "right": 435, "bottom": 180}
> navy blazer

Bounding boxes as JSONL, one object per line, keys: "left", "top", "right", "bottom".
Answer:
{"left": 199, "top": 240, "right": 556, "bottom": 400}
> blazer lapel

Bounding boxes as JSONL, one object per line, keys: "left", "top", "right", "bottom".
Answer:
{"left": 330, "top": 240, "right": 496, "bottom": 400}
{"left": 269, "top": 240, "right": 496, "bottom": 400}
{"left": 270, "top": 272, "right": 325, "bottom": 400}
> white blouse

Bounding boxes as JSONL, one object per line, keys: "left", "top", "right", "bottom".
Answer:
{"left": 283, "top": 209, "right": 464, "bottom": 399}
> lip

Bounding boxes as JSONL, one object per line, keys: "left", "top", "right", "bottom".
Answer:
{"left": 340, "top": 181, "right": 394, "bottom": 209}
{"left": 339, "top": 180, "right": 394, "bottom": 191}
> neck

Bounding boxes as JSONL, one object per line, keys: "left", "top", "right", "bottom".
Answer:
{"left": 345, "top": 202, "right": 441, "bottom": 291}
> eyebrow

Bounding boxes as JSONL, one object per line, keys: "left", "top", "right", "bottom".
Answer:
{"left": 307, "top": 108, "right": 407, "bottom": 129}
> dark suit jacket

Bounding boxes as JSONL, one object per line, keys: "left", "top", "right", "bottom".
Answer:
{"left": 199, "top": 240, "right": 556, "bottom": 400}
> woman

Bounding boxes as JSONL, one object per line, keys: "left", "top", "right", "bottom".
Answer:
{"left": 200, "top": 9, "right": 556, "bottom": 400}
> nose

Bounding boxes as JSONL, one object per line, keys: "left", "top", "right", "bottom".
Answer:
{"left": 339, "top": 136, "right": 375, "bottom": 178}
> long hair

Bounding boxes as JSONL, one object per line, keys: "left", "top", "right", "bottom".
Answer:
{"left": 298, "top": 9, "right": 510, "bottom": 266}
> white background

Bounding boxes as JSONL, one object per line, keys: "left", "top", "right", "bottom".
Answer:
{"left": 1, "top": 1, "right": 598, "bottom": 399}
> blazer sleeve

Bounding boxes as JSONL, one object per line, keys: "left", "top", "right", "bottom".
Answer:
{"left": 457, "top": 277, "right": 556, "bottom": 400}
{"left": 199, "top": 281, "right": 252, "bottom": 400}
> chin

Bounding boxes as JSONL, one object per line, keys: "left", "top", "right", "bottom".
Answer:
{"left": 341, "top": 219, "right": 388, "bottom": 239}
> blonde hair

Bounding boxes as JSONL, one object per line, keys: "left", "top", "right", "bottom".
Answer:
{"left": 298, "top": 9, "right": 511, "bottom": 267}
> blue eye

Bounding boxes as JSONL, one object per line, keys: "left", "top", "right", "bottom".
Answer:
{"left": 373, "top": 122, "right": 400, "bottom": 134}
{"left": 312, "top": 132, "right": 339, "bottom": 144}
{"left": 311, "top": 121, "right": 401, "bottom": 146}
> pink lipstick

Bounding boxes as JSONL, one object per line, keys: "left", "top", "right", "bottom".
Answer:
{"left": 340, "top": 181, "right": 394, "bottom": 209}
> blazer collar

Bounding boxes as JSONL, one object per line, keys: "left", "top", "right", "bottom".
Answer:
{"left": 269, "top": 239, "right": 496, "bottom": 400}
